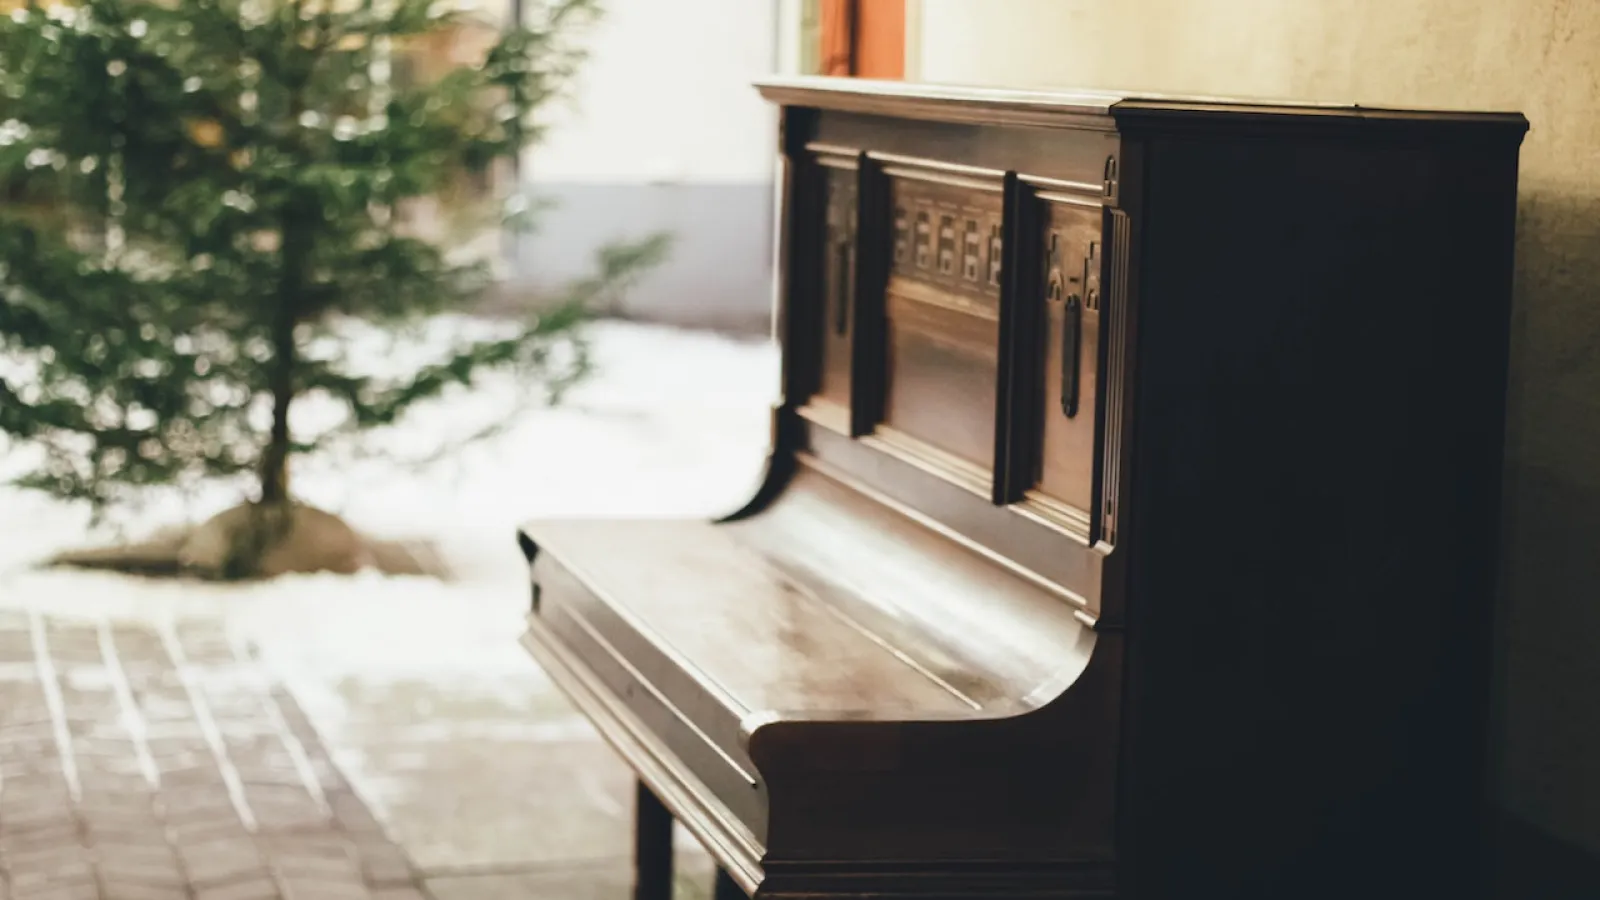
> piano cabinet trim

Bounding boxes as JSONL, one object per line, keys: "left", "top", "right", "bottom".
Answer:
{"left": 518, "top": 616, "right": 768, "bottom": 894}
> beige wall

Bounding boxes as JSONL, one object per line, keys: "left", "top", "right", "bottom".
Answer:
{"left": 915, "top": 0, "right": 1600, "bottom": 854}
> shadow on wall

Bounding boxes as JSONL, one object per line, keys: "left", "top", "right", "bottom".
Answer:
{"left": 488, "top": 182, "right": 775, "bottom": 337}
{"left": 1495, "top": 186, "right": 1600, "bottom": 856}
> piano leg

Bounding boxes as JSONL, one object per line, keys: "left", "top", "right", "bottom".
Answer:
{"left": 634, "top": 780, "right": 673, "bottom": 900}
{"left": 713, "top": 867, "right": 746, "bottom": 899}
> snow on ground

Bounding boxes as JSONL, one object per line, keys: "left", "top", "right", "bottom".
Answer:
{"left": 0, "top": 314, "right": 779, "bottom": 661}
{"left": 0, "top": 319, "right": 778, "bottom": 862}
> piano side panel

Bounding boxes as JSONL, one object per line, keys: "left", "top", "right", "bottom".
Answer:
{"left": 1114, "top": 128, "right": 1524, "bottom": 899}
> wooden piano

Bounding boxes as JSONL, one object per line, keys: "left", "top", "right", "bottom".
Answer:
{"left": 517, "top": 78, "right": 1528, "bottom": 900}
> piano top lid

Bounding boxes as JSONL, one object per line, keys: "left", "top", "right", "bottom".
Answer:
{"left": 754, "top": 75, "right": 1530, "bottom": 136}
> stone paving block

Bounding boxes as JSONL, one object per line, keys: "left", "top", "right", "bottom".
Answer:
{"left": 142, "top": 724, "right": 208, "bottom": 743}
{"left": 233, "top": 768, "right": 312, "bottom": 791}
{"left": 0, "top": 737, "right": 60, "bottom": 759}
{"left": 250, "top": 807, "right": 330, "bottom": 834}
{"left": 323, "top": 793, "right": 382, "bottom": 836}
{"left": 353, "top": 840, "right": 415, "bottom": 887}
{"left": 5, "top": 857, "right": 96, "bottom": 894}
{"left": 157, "top": 786, "right": 239, "bottom": 819}
{"left": 271, "top": 848, "right": 363, "bottom": 883}
{"left": 77, "top": 757, "right": 152, "bottom": 781}
{"left": 0, "top": 647, "right": 36, "bottom": 665}
{"left": 0, "top": 760, "right": 67, "bottom": 782}
{"left": 151, "top": 761, "right": 221, "bottom": 783}
{"left": 0, "top": 809, "right": 79, "bottom": 841}
{"left": 44, "top": 643, "right": 106, "bottom": 665}
{"left": 276, "top": 879, "right": 366, "bottom": 900}
{"left": 86, "top": 817, "right": 173, "bottom": 844}
{"left": 0, "top": 722, "right": 56, "bottom": 742}
{"left": 8, "top": 882, "right": 100, "bottom": 900}
{"left": 162, "top": 818, "right": 252, "bottom": 846}
{"left": 79, "top": 812, "right": 167, "bottom": 841}
{"left": 254, "top": 834, "right": 354, "bottom": 862}
{"left": 69, "top": 739, "right": 142, "bottom": 760}
{"left": 137, "top": 698, "right": 199, "bottom": 723}
{"left": 193, "top": 878, "right": 281, "bottom": 900}
{"left": 100, "top": 883, "right": 188, "bottom": 900}
{"left": 95, "top": 846, "right": 186, "bottom": 886}
{"left": 0, "top": 768, "right": 73, "bottom": 787}
{"left": 368, "top": 888, "right": 429, "bottom": 900}
{"left": 75, "top": 772, "right": 157, "bottom": 796}
{"left": 3, "top": 841, "right": 93, "bottom": 873}
{"left": 242, "top": 786, "right": 323, "bottom": 817}
{"left": 180, "top": 841, "right": 271, "bottom": 887}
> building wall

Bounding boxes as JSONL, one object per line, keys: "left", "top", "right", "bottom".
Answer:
{"left": 506, "top": 0, "right": 785, "bottom": 334}
{"left": 913, "top": 0, "right": 1600, "bottom": 857}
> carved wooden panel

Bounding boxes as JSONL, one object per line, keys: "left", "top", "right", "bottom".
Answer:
{"left": 814, "top": 158, "right": 858, "bottom": 423}
{"left": 1026, "top": 194, "right": 1103, "bottom": 524}
{"left": 879, "top": 168, "right": 1004, "bottom": 480}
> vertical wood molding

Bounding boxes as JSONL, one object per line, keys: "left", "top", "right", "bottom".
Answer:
{"left": 903, "top": 0, "right": 924, "bottom": 81}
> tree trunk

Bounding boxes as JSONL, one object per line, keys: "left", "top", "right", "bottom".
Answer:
{"left": 259, "top": 320, "right": 295, "bottom": 505}
{"left": 259, "top": 202, "right": 313, "bottom": 507}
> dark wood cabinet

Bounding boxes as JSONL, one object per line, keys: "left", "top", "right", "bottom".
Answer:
{"left": 517, "top": 77, "right": 1528, "bottom": 899}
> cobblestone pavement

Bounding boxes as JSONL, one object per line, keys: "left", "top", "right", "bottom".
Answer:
{"left": 0, "top": 612, "right": 425, "bottom": 900}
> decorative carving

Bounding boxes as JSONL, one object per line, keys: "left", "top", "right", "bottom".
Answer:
{"left": 914, "top": 211, "right": 932, "bottom": 269}
{"left": 987, "top": 224, "right": 1003, "bottom": 288}
{"left": 889, "top": 174, "right": 1003, "bottom": 302}
{"left": 1046, "top": 233, "right": 1065, "bottom": 305}
{"left": 893, "top": 206, "right": 909, "bottom": 263}
{"left": 937, "top": 215, "right": 957, "bottom": 275}
{"left": 963, "top": 219, "right": 982, "bottom": 281}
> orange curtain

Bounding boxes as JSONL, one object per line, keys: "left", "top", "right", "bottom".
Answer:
{"left": 854, "top": 0, "right": 905, "bottom": 80}
{"left": 818, "top": 0, "right": 903, "bottom": 80}
{"left": 818, "top": 0, "right": 855, "bottom": 76}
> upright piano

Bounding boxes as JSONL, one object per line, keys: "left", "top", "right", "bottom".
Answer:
{"left": 518, "top": 78, "right": 1528, "bottom": 899}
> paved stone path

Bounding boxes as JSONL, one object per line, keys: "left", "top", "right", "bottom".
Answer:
{"left": 0, "top": 612, "right": 425, "bottom": 900}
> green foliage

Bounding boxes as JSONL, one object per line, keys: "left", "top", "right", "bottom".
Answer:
{"left": 0, "top": 0, "right": 668, "bottom": 508}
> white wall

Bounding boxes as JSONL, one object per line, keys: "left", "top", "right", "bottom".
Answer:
{"left": 521, "top": 0, "right": 780, "bottom": 184}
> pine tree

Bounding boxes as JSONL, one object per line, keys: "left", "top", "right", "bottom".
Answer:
{"left": 0, "top": 0, "right": 666, "bottom": 564}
